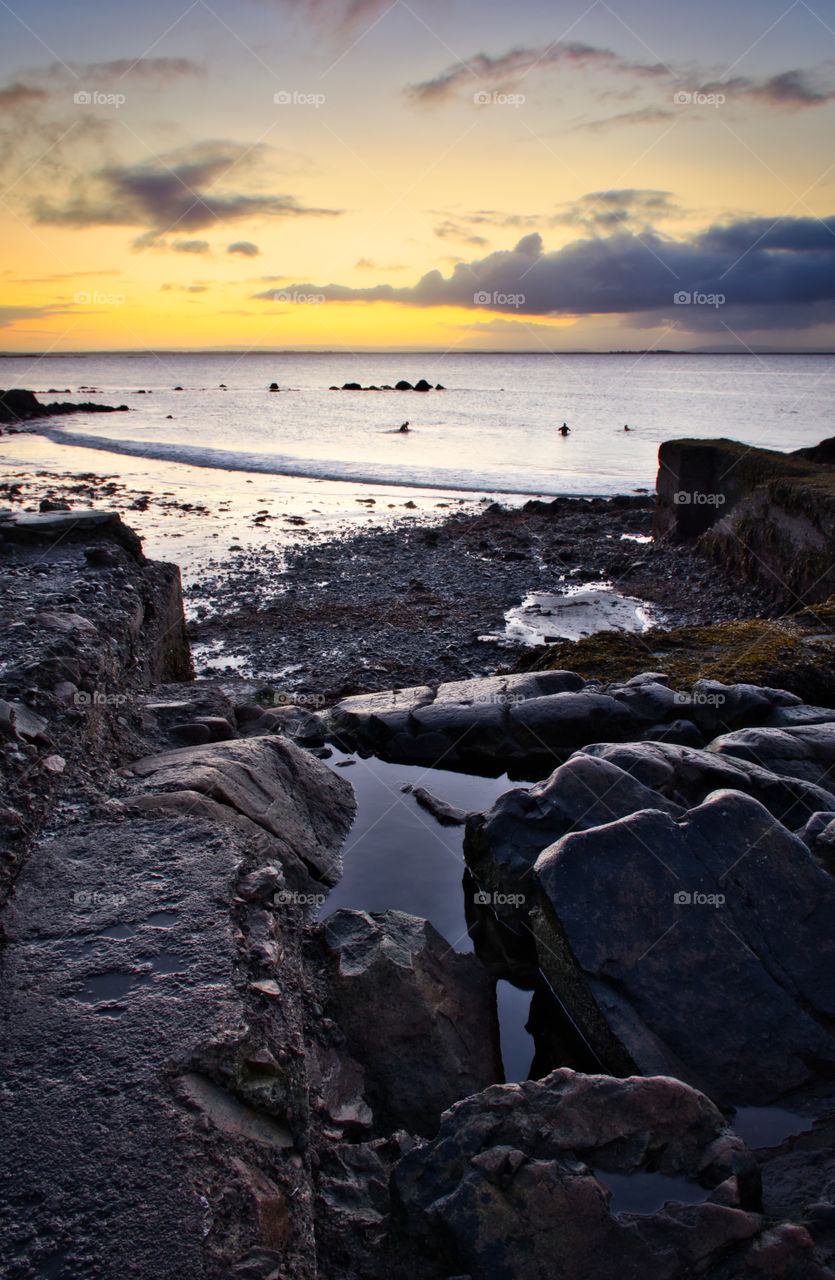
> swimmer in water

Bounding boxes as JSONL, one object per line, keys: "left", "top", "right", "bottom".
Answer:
{"left": 399, "top": 421, "right": 409, "bottom": 432}
{"left": 558, "top": 423, "right": 570, "bottom": 436}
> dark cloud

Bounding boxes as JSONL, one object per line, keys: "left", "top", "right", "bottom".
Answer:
{"left": 29, "top": 142, "right": 341, "bottom": 237}
{"left": 0, "top": 304, "right": 72, "bottom": 330}
{"left": 227, "top": 241, "right": 260, "bottom": 256}
{"left": 408, "top": 41, "right": 668, "bottom": 106}
{"left": 171, "top": 239, "right": 210, "bottom": 254}
{"left": 700, "top": 67, "right": 835, "bottom": 109}
{"left": 0, "top": 82, "right": 48, "bottom": 113}
{"left": 160, "top": 283, "right": 209, "bottom": 292}
{"left": 257, "top": 215, "right": 835, "bottom": 333}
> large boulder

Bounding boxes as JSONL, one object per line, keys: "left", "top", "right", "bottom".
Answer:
{"left": 464, "top": 754, "right": 684, "bottom": 930}
{"left": 533, "top": 789, "right": 835, "bottom": 1104}
{"left": 391, "top": 1068, "right": 777, "bottom": 1280}
{"left": 320, "top": 910, "right": 502, "bottom": 1136}
{"left": 709, "top": 722, "right": 835, "bottom": 789}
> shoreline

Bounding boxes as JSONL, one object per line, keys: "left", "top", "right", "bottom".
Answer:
{"left": 0, "top": 438, "right": 767, "bottom": 700}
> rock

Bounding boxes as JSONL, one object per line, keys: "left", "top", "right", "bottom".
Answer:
{"left": 127, "top": 737, "right": 355, "bottom": 885}
{"left": 411, "top": 786, "right": 468, "bottom": 826}
{"left": 413, "top": 379, "right": 432, "bottom": 392}
{"left": 342, "top": 382, "right": 362, "bottom": 390}
{"left": 465, "top": 754, "right": 684, "bottom": 932}
{"left": 85, "top": 546, "right": 119, "bottom": 568}
{"left": 324, "top": 671, "right": 603, "bottom": 771}
{"left": 0, "top": 698, "right": 49, "bottom": 743}
{"left": 192, "top": 714, "right": 238, "bottom": 742}
{"left": 582, "top": 739, "right": 835, "bottom": 828}
{"left": 645, "top": 718, "right": 705, "bottom": 747}
{"left": 534, "top": 789, "right": 835, "bottom": 1103}
{"left": 41, "top": 754, "right": 65, "bottom": 774}
{"left": 796, "top": 811, "right": 835, "bottom": 873}
{"left": 710, "top": 722, "right": 835, "bottom": 789}
{"left": 170, "top": 720, "right": 213, "bottom": 745}
{"left": 394, "top": 380, "right": 413, "bottom": 390}
{"left": 392, "top": 1068, "right": 763, "bottom": 1280}
{"left": 321, "top": 910, "right": 502, "bottom": 1135}
{"left": 38, "top": 497, "right": 71, "bottom": 512}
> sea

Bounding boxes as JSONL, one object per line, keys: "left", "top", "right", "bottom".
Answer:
{"left": 2, "top": 352, "right": 832, "bottom": 497}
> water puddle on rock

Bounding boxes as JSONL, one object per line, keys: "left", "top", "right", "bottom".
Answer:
{"left": 593, "top": 1169, "right": 710, "bottom": 1216}
{"left": 319, "top": 753, "right": 536, "bottom": 1080}
{"left": 501, "top": 583, "right": 660, "bottom": 644}
{"left": 733, "top": 1105, "right": 813, "bottom": 1148}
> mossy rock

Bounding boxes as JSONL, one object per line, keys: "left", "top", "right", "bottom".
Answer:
{"left": 512, "top": 600, "right": 835, "bottom": 704}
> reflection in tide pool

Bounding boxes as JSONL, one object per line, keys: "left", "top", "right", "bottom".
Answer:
{"left": 319, "top": 752, "right": 536, "bottom": 1080}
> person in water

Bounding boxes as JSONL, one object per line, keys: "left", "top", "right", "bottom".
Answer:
{"left": 624, "top": 423, "right": 632, "bottom": 431}
{"left": 399, "top": 422, "right": 410, "bottom": 432}
{"left": 558, "top": 423, "right": 570, "bottom": 436}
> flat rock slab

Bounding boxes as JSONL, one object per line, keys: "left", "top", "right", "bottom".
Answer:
{"left": 127, "top": 736, "right": 355, "bottom": 885}
{"left": 534, "top": 790, "right": 835, "bottom": 1104}
{"left": 0, "top": 814, "right": 247, "bottom": 1279}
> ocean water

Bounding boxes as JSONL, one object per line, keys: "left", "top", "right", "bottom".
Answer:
{"left": 2, "top": 352, "right": 832, "bottom": 496}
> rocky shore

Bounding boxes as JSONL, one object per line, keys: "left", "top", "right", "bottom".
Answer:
{"left": 1, "top": 436, "right": 834, "bottom": 1279}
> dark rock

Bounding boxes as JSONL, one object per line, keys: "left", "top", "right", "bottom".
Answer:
{"left": 170, "top": 720, "right": 212, "bottom": 745}
{"left": 127, "top": 737, "right": 355, "bottom": 885}
{"left": 394, "top": 380, "right": 413, "bottom": 390}
{"left": 392, "top": 1068, "right": 763, "bottom": 1280}
{"left": 411, "top": 786, "right": 468, "bottom": 826}
{"left": 645, "top": 718, "right": 705, "bottom": 747}
{"left": 321, "top": 909, "right": 502, "bottom": 1135}
{"left": 465, "top": 754, "right": 683, "bottom": 930}
{"left": 413, "top": 379, "right": 432, "bottom": 392}
{"left": 582, "top": 739, "right": 835, "bottom": 828}
{"left": 534, "top": 789, "right": 835, "bottom": 1103}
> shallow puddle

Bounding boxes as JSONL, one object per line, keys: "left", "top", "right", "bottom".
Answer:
{"left": 503, "top": 583, "right": 660, "bottom": 644}
{"left": 733, "top": 1105, "right": 812, "bottom": 1148}
{"left": 593, "top": 1168, "right": 710, "bottom": 1216}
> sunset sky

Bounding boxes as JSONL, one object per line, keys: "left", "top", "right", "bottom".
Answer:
{"left": 1, "top": 0, "right": 834, "bottom": 352}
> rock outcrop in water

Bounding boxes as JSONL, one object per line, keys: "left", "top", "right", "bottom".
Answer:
{"left": 0, "top": 387, "right": 129, "bottom": 425}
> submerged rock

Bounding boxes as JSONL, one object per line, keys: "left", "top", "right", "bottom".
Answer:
{"left": 320, "top": 909, "right": 502, "bottom": 1136}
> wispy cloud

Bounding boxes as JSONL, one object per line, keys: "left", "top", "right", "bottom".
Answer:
{"left": 29, "top": 142, "right": 341, "bottom": 241}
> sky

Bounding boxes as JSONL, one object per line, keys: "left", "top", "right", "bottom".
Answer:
{"left": 1, "top": 0, "right": 834, "bottom": 352}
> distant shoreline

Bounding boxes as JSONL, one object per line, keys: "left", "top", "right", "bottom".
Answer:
{"left": 2, "top": 349, "right": 834, "bottom": 359}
